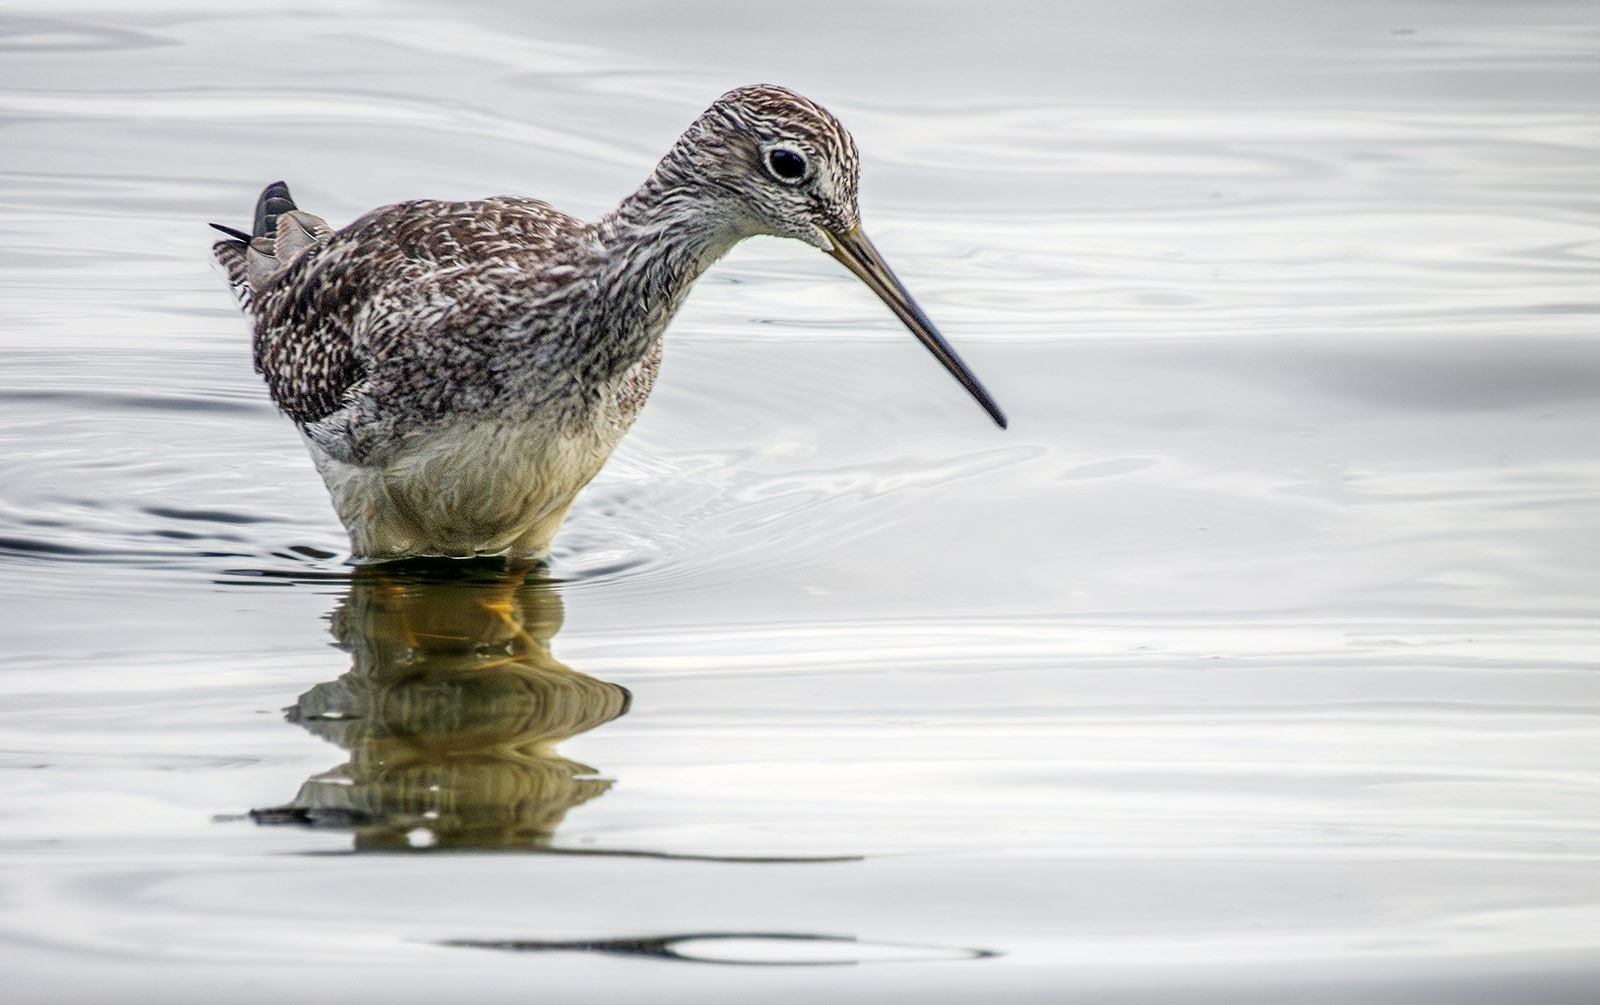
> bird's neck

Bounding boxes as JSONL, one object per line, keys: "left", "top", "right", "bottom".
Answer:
{"left": 581, "top": 159, "right": 751, "bottom": 376}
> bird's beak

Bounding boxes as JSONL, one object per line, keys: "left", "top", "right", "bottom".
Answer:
{"left": 824, "top": 226, "right": 1007, "bottom": 429}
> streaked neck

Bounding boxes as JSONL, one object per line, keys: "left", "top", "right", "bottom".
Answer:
{"left": 583, "top": 154, "right": 751, "bottom": 370}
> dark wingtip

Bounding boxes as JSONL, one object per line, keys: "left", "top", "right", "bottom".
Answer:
{"left": 209, "top": 222, "right": 252, "bottom": 242}
{"left": 253, "top": 180, "right": 296, "bottom": 238}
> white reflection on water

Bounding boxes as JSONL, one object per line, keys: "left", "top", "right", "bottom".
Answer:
{"left": 2, "top": 0, "right": 1599, "bottom": 1000}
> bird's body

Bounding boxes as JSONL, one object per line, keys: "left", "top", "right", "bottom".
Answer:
{"left": 214, "top": 85, "right": 1004, "bottom": 562}
{"left": 226, "top": 195, "right": 686, "bottom": 559}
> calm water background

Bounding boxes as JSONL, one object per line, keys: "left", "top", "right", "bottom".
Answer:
{"left": 3, "top": 0, "right": 1599, "bottom": 1000}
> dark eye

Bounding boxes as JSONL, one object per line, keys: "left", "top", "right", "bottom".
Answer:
{"left": 766, "top": 148, "right": 807, "bottom": 182}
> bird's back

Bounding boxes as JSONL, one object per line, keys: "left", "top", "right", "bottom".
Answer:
{"left": 215, "top": 186, "right": 592, "bottom": 432}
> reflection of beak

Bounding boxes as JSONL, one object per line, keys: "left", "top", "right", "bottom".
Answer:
{"left": 825, "top": 226, "right": 1007, "bottom": 429}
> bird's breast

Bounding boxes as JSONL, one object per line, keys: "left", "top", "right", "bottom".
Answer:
{"left": 310, "top": 363, "right": 655, "bottom": 560}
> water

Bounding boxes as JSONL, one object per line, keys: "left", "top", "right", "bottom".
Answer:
{"left": 3, "top": 0, "right": 1599, "bottom": 1000}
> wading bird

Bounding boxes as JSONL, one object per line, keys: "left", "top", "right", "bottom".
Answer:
{"left": 213, "top": 84, "right": 1005, "bottom": 561}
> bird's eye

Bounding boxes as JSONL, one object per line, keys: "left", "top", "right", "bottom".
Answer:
{"left": 765, "top": 148, "right": 807, "bottom": 183}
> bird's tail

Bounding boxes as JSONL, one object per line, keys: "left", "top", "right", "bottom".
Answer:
{"left": 210, "top": 181, "right": 333, "bottom": 312}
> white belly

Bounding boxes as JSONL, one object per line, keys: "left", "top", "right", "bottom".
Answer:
{"left": 308, "top": 417, "right": 617, "bottom": 561}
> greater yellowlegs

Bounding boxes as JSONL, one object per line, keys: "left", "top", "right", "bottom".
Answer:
{"left": 212, "top": 84, "right": 1006, "bottom": 561}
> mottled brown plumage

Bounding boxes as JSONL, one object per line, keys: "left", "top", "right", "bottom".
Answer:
{"left": 212, "top": 84, "right": 1005, "bottom": 562}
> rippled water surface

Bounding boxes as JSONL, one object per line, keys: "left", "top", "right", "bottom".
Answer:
{"left": 4, "top": 0, "right": 1600, "bottom": 1000}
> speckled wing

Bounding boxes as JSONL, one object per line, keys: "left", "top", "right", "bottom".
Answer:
{"left": 245, "top": 222, "right": 365, "bottom": 427}
{"left": 213, "top": 182, "right": 351, "bottom": 424}
{"left": 225, "top": 191, "right": 585, "bottom": 430}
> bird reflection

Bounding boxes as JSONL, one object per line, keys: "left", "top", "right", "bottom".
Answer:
{"left": 251, "top": 562, "right": 629, "bottom": 851}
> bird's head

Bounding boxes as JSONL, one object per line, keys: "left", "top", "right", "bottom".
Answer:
{"left": 663, "top": 84, "right": 1007, "bottom": 428}
{"left": 683, "top": 83, "right": 862, "bottom": 250}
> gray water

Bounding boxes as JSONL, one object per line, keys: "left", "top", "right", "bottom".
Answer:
{"left": 3, "top": 0, "right": 1600, "bottom": 1001}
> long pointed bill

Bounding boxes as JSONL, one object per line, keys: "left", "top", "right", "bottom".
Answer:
{"left": 824, "top": 226, "right": 1007, "bottom": 429}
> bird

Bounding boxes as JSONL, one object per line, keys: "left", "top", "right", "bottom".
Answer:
{"left": 211, "top": 84, "right": 1006, "bottom": 562}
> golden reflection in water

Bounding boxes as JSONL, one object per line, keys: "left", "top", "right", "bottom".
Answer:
{"left": 252, "top": 564, "right": 630, "bottom": 851}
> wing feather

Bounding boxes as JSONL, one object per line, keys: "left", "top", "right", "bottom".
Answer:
{"left": 246, "top": 196, "right": 585, "bottom": 428}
